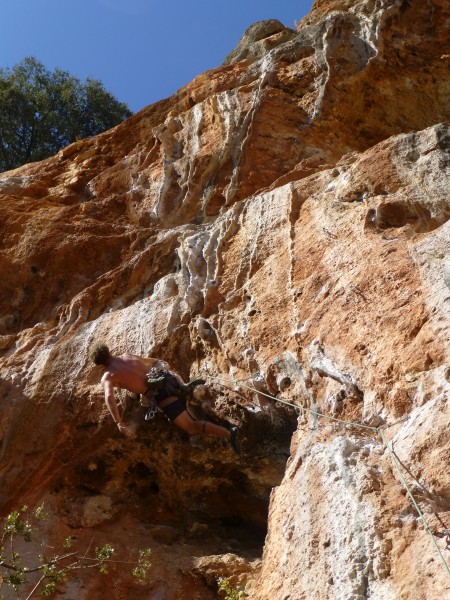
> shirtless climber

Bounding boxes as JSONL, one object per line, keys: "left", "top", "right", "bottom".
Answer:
{"left": 91, "top": 344, "right": 240, "bottom": 454}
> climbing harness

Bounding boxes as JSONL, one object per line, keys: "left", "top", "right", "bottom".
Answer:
{"left": 138, "top": 368, "right": 183, "bottom": 421}
{"left": 140, "top": 369, "right": 207, "bottom": 421}
{"left": 145, "top": 367, "right": 183, "bottom": 398}
{"left": 207, "top": 374, "right": 450, "bottom": 579}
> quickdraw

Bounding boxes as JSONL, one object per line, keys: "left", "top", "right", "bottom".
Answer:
{"left": 432, "top": 529, "right": 450, "bottom": 551}
{"left": 143, "top": 399, "right": 159, "bottom": 421}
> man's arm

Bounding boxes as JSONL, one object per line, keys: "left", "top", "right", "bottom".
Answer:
{"left": 101, "top": 373, "right": 129, "bottom": 435}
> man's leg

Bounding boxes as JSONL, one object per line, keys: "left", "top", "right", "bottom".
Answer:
{"left": 160, "top": 397, "right": 241, "bottom": 454}
{"left": 173, "top": 409, "right": 230, "bottom": 437}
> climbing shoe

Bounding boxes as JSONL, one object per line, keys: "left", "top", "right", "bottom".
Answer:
{"left": 230, "top": 427, "right": 241, "bottom": 455}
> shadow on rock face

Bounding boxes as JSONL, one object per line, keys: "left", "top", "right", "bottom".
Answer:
{"left": 365, "top": 201, "right": 449, "bottom": 233}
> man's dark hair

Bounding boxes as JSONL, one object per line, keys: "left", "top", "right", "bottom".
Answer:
{"left": 91, "top": 344, "right": 111, "bottom": 366}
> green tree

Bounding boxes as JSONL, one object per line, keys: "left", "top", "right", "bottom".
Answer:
{"left": 0, "top": 57, "right": 132, "bottom": 172}
{"left": 0, "top": 504, "right": 151, "bottom": 598}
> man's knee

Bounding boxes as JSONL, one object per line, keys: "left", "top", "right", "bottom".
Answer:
{"left": 173, "top": 414, "right": 198, "bottom": 435}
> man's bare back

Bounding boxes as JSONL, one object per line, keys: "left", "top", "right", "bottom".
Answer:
{"left": 101, "top": 354, "right": 159, "bottom": 395}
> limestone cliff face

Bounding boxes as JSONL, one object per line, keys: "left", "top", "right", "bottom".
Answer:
{"left": 0, "top": 0, "right": 449, "bottom": 598}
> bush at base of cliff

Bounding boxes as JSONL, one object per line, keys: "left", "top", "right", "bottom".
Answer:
{"left": 218, "top": 577, "right": 248, "bottom": 600}
{"left": 0, "top": 504, "right": 151, "bottom": 598}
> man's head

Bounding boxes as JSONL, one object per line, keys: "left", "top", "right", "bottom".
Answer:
{"left": 91, "top": 344, "right": 111, "bottom": 366}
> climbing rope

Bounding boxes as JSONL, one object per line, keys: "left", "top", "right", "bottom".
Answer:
{"left": 379, "top": 429, "right": 450, "bottom": 579}
{"left": 210, "top": 375, "right": 379, "bottom": 430}
{"left": 208, "top": 374, "right": 450, "bottom": 579}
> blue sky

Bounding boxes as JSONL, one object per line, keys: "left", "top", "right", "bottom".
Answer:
{"left": 1, "top": 0, "right": 313, "bottom": 113}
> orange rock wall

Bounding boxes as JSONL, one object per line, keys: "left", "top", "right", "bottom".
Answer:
{"left": 0, "top": 0, "right": 449, "bottom": 598}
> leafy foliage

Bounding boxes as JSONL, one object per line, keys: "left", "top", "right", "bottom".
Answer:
{"left": 217, "top": 577, "right": 248, "bottom": 599}
{"left": 131, "top": 549, "right": 153, "bottom": 583}
{"left": 0, "top": 56, "right": 132, "bottom": 172}
{"left": 0, "top": 505, "right": 151, "bottom": 598}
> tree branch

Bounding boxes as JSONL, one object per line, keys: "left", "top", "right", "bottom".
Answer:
{"left": 24, "top": 573, "right": 47, "bottom": 600}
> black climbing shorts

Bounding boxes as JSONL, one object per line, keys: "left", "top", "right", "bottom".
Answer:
{"left": 161, "top": 398, "right": 186, "bottom": 423}
{"left": 154, "top": 389, "right": 172, "bottom": 404}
